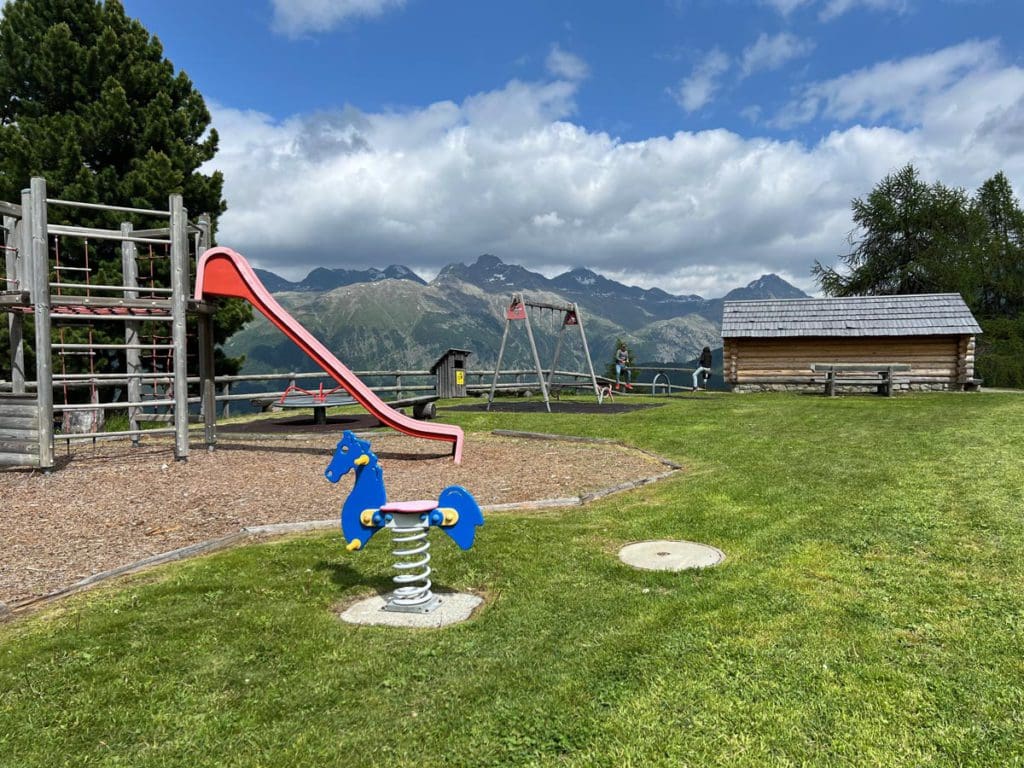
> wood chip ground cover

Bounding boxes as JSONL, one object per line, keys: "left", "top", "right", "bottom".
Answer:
{"left": 0, "top": 431, "right": 667, "bottom": 605}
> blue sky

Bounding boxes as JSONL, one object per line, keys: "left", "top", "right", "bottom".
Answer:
{"left": 118, "top": 0, "right": 1024, "bottom": 296}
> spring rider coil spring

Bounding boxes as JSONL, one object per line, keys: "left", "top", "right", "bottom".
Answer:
{"left": 325, "top": 431, "right": 484, "bottom": 614}
{"left": 382, "top": 500, "right": 438, "bottom": 612}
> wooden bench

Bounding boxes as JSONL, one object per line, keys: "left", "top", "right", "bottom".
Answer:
{"left": 960, "top": 376, "right": 984, "bottom": 392}
{"left": 810, "top": 363, "right": 912, "bottom": 397}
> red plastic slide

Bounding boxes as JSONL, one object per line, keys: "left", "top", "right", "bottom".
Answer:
{"left": 194, "top": 247, "right": 465, "bottom": 463}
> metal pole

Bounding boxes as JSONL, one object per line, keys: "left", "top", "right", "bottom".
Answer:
{"left": 487, "top": 320, "right": 511, "bottom": 410}
{"left": 521, "top": 300, "right": 550, "bottom": 412}
{"left": 121, "top": 222, "right": 142, "bottom": 445}
{"left": 4, "top": 214, "right": 25, "bottom": 392}
{"left": 547, "top": 319, "right": 567, "bottom": 392}
{"left": 488, "top": 296, "right": 517, "bottom": 410}
{"left": 573, "top": 303, "right": 601, "bottom": 399}
{"left": 29, "top": 178, "right": 54, "bottom": 469}
{"left": 169, "top": 194, "right": 189, "bottom": 460}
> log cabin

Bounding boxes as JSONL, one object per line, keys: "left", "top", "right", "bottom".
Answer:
{"left": 721, "top": 293, "right": 982, "bottom": 392}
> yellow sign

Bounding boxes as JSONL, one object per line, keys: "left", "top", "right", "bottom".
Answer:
{"left": 456, "top": 370, "right": 465, "bottom": 385}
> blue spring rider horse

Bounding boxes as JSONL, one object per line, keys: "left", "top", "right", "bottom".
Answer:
{"left": 325, "top": 430, "right": 484, "bottom": 551}
{"left": 325, "top": 431, "right": 484, "bottom": 612}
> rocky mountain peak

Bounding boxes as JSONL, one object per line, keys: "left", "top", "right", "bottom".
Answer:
{"left": 383, "top": 265, "right": 427, "bottom": 285}
{"left": 723, "top": 273, "right": 809, "bottom": 301}
{"left": 434, "top": 254, "right": 550, "bottom": 292}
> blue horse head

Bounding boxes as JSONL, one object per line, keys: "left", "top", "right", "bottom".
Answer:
{"left": 325, "top": 430, "right": 387, "bottom": 550}
{"left": 325, "top": 430, "right": 375, "bottom": 483}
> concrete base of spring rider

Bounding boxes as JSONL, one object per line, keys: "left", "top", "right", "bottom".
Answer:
{"left": 382, "top": 592, "right": 441, "bottom": 614}
{"left": 339, "top": 592, "right": 484, "bottom": 628}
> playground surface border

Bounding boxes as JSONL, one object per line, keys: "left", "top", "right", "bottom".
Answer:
{"left": 1, "top": 430, "right": 680, "bottom": 619}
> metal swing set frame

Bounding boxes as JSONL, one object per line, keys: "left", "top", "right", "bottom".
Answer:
{"left": 486, "top": 292, "right": 600, "bottom": 413}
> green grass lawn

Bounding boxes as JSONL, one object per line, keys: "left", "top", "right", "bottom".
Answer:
{"left": 3, "top": 392, "right": 1024, "bottom": 767}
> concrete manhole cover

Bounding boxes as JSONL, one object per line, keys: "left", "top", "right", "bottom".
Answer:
{"left": 619, "top": 540, "right": 725, "bottom": 571}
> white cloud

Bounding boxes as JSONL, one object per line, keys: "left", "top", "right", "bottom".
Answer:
{"left": 270, "top": 0, "right": 405, "bottom": 38}
{"left": 777, "top": 39, "right": 1001, "bottom": 127}
{"left": 673, "top": 49, "right": 730, "bottom": 113}
{"left": 205, "top": 45, "right": 1024, "bottom": 297}
{"left": 545, "top": 45, "right": 589, "bottom": 81}
{"left": 758, "top": 0, "right": 814, "bottom": 14}
{"left": 819, "top": 0, "right": 909, "bottom": 22}
{"left": 461, "top": 79, "right": 579, "bottom": 136}
{"left": 759, "top": 0, "right": 908, "bottom": 20}
{"left": 741, "top": 105, "right": 763, "bottom": 123}
{"left": 741, "top": 32, "right": 815, "bottom": 77}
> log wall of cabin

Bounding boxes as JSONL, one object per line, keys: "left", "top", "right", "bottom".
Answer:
{"left": 722, "top": 335, "right": 975, "bottom": 390}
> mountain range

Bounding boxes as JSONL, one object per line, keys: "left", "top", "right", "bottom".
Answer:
{"left": 228, "top": 255, "right": 809, "bottom": 377}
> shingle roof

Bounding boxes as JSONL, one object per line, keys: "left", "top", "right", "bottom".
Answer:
{"left": 721, "top": 293, "right": 981, "bottom": 338}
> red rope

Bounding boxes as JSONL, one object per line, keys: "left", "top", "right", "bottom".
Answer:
{"left": 53, "top": 236, "right": 61, "bottom": 296}
{"left": 84, "top": 238, "right": 90, "bottom": 299}
{"left": 58, "top": 326, "right": 69, "bottom": 405}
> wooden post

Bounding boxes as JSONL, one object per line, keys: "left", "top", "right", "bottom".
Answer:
{"left": 29, "top": 178, "right": 54, "bottom": 470}
{"left": 965, "top": 336, "right": 976, "bottom": 387}
{"left": 4, "top": 214, "right": 25, "bottom": 393}
{"left": 121, "top": 222, "right": 142, "bottom": 445}
{"left": 169, "top": 194, "right": 190, "bottom": 461}
{"left": 724, "top": 340, "right": 738, "bottom": 386}
{"left": 196, "top": 213, "right": 217, "bottom": 450}
{"left": 957, "top": 335, "right": 976, "bottom": 390}
{"left": 196, "top": 212, "right": 212, "bottom": 254}
{"left": 197, "top": 312, "right": 216, "bottom": 451}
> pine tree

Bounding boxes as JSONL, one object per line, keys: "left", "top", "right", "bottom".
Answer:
{"left": 0, "top": 0, "right": 250, "bottom": 381}
{"left": 812, "top": 164, "right": 978, "bottom": 298}
{"left": 972, "top": 172, "right": 1024, "bottom": 319}
{"left": 814, "top": 163, "right": 1024, "bottom": 387}
{"left": 0, "top": 0, "right": 221, "bottom": 214}
{"left": 970, "top": 172, "right": 1024, "bottom": 387}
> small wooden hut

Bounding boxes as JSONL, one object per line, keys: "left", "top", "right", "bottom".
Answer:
{"left": 430, "top": 348, "right": 472, "bottom": 398}
{"left": 721, "top": 293, "right": 982, "bottom": 392}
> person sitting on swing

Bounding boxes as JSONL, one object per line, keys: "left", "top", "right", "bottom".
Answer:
{"left": 615, "top": 342, "right": 633, "bottom": 391}
{"left": 692, "top": 346, "right": 713, "bottom": 391}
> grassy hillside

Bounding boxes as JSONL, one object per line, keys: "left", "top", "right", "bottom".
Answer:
{"left": 3, "top": 393, "right": 1023, "bottom": 766}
